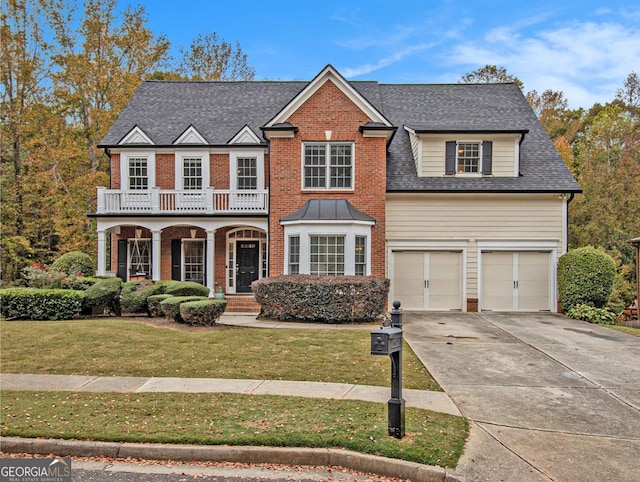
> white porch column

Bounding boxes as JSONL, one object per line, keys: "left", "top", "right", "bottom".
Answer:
{"left": 97, "top": 229, "right": 107, "bottom": 276}
{"left": 151, "top": 229, "right": 161, "bottom": 281}
{"left": 207, "top": 229, "right": 215, "bottom": 297}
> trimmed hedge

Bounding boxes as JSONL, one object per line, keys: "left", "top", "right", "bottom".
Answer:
{"left": 565, "top": 304, "right": 616, "bottom": 325}
{"left": 162, "top": 281, "right": 210, "bottom": 297}
{"left": 120, "top": 281, "right": 165, "bottom": 315}
{"left": 558, "top": 246, "right": 616, "bottom": 309}
{"left": 0, "top": 288, "right": 84, "bottom": 320}
{"left": 159, "top": 296, "right": 208, "bottom": 323}
{"left": 180, "top": 299, "right": 227, "bottom": 326}
{"left": 148, "top": 294, "right": 175, "bottom": 317}
{"left": 252, "top": 275, "right": 390, "bottom": 323}
{"left": 83, "top": 278, "right": 123, "bottom": 316}
{"left": 50, "top": 251, "right": 95, "bottom": 277}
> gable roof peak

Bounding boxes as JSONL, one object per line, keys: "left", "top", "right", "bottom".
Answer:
{"left": 263, "top": 65, "right": 393, "bottom": 128}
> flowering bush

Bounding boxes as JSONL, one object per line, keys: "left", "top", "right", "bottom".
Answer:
{"left": 22, "top": 263, "right": 95, "bottom": 290}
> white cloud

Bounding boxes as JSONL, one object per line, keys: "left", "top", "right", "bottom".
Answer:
{"left": 341, "top": 44, "right": 433, "bottom": 78}
{"left": 449, "top": 20, "right": 640, "bottom": 107}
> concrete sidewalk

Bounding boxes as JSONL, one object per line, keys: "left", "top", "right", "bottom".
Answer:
{"left": 0, "top": 373, "right": 460, "bottom": 416}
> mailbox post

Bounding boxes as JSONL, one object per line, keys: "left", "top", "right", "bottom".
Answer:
{"left": 370, "top": 300, "right": 405, "bottom": 439}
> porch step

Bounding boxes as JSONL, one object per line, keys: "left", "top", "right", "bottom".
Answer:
{"left": 223, "top": 294, "right": 261, "bottom": 313}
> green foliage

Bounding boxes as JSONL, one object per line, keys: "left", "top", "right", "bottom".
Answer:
{"left": 50, "top": 251, "right": 95, "bottom": 276}
{"left": 0, "top": 288, "right": 84, "bottom": 320}
{"left": 252, "top": 275, "right": 390, "bottom": 323}
{"left": 83, "top": 278, "right": 123, "bottom": 316}
{"left": 147, "top": 294, "right": 175, "bottom": 317}
{"left": 162, "top": 281, "right": 210, "bottom": 297}
{"left": 120, "top": 281, "right": 165, "bottom": 314}
{"left": 159, "top": 296, "right": 208, "bottom": 322}
{"left": 558, "top": 247, "right": 616, "bottom": 309}
{"left": 21, "top": 263, "right": 99, "bottom": 290}
{"left": 565, "top": 304, "right": 616, "bottom": 325}
{"left": 179, "top": 299, "right": 227, "bottom": 326}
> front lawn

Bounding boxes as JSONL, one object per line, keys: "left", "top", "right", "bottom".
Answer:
{"left": 0, "top": 318, "right": 439, "bottom": 390}
{"left": 1, "top": 391, "right": 468, "bottom": 467}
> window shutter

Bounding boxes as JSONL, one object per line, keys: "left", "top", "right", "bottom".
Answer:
{"left": 445, "top": 141, "right": 456, "bottom": 175}
{"left": 171, "top": 239, "right": 181, "bottom": 281}
{"left": 116, "top": 240, "right": 128, "bottom": 281}
{"left": 481, "top": 141, "right": 493, "bottom": 175}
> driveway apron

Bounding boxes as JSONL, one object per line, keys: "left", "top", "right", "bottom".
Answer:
{"left": 402, "top": 312, "right": 640, "bottom": 482}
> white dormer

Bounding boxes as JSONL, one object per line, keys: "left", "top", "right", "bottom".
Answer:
{"left": 229, "top": 125, "right": 262, "bottom": 144}
{"left": 118, "top": 126, "right": 154, "bottom": 145}
{"left": 174, "top": 125, "right": 208, "bottom": 145}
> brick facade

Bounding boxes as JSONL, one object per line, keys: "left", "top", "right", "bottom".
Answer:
{"left": 268, "top": 81, "right": 387, "bottom": 277}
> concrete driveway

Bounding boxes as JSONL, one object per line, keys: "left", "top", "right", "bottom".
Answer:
{"left": 402, "top": 312, "right": 640, "bottom": 482}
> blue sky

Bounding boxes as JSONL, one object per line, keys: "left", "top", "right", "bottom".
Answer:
{"left": 136, "top": 0, "right": 640, "bottom": 109}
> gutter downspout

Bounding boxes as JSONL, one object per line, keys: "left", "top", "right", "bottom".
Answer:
{"left": 565, "top": 192, "right": 575, "bottom": 253}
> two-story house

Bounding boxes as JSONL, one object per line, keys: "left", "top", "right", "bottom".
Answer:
{"left": 93, "top": 65, "right": 580, "bottom": 312}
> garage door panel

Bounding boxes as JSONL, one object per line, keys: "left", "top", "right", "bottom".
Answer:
{"left": 482, "top": 251, "right": 551, "bottom": 312}
{"left": 428, "top": 252, "right": 461, "bottom": 310}
{"left": 394, "top": 252, "right": 425, "bottom": 310}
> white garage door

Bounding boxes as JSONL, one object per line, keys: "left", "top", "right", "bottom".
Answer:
{"left": 393, "top": 251, "right": 461, "bottom": 310}
{"left": 481, "top": 251, "right": 551, "bottom": 311}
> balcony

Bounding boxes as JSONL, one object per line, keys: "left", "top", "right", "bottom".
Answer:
{"left": 96, "top": 187, "right": 268, "bottom": 215}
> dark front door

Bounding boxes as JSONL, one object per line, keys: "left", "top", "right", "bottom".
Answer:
{"left": 236, "top": 241, "right": 259, "bottom": 293}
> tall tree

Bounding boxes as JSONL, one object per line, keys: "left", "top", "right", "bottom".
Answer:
{"left": 0, "top": 0, "right": 50, "bottom": 278}
{"left": 178, "top": 31, "right": 255, "bottom": 81}
{"left": 459, "top": 64, "right": 524, "bottom": 90}
{"left": 615, "top": 71, "right": 640, "bottom": 110}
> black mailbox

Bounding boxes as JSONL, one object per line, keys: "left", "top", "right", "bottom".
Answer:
{"left": 370, "top": 327, "right": 403, "bottom": 356}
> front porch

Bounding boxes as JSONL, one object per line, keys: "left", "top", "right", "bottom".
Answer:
{"left": 95, "top": 218, "right": 268, "bottom": 298}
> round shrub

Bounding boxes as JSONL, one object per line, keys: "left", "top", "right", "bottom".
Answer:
{"left": 180, "top": 299, "right": 227, "bottom": 326}
{"left": 50, "top": 251, "right": 95, "bottom": 277}
{"left": 159, "top": 296, "right": 208, "bottom": 322}
{"left": 558, "top": 246, "right": 616, "bottom": 309}
{"left": 120, "top": 281, "right": 165, "bottom": 315}
{"left": 0, "top": 288, "right": 84, "bottom": 320}
{"left": 162, "top": 281, "right": 210, "bottom": 297}
{"left": 148, "top": 294, "right": 175, "bottom": 317}
{"left": 83, "top": 277, "right": 123, "bottom": 316}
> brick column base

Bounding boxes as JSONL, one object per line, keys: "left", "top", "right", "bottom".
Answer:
{"left": 467, "top": 298, "right": 478, "bottom": 312}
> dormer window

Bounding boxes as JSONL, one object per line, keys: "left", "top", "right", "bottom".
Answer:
{"left": 445, "top": 140, "right": 493, "bottom": 176}
{"left": 303, "top": 142, "right": 353, "bottom": 190}
{"left": 457, "top": 142, "right": 480, "bottom": 174}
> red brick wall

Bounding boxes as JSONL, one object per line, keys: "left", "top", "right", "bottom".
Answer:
{"left": 268, "top": 80, "right": 387, "bottom": 277}
{"left": 211, "top": 154, "right": 229, "bottom": 189}
{"left": 111, "top": 153, "right": 121, "bottom": 189}
{"left": 155, "top": 154, "right": 175, "bottom": 189}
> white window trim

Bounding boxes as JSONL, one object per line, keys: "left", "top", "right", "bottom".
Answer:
{"left": 301, "top": 142, "right": 355, "bottom": 191}
{"left": 455, "top": 140, "right": 483, "bottom": 177}
{"left": 229, "top": 150, "right": 264, "bottom": 190}
{"left": 120, "top": 151, "right": 156, "bottom": 189}
{"left": 175, "top": 151, "right": 210, "bottom": 190}
{"left": 283, "top": 222, "right": 371, "bottom": 275}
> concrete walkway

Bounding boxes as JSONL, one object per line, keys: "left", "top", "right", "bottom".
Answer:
{"left": 402, "top": 312, "right": 640, "bottom": 482}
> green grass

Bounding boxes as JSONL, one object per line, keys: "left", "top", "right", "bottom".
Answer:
{"left": 0, "top": 318, "right": 439, "bottom": 390}
{"left": 0, "top": 390, "right": 468, "bottom": 468}
{"left": 609, "top": 325, "right": 640, "bottom": 337}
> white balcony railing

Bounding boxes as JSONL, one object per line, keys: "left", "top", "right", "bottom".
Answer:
{"left": 96, "top": 187, "right": 268, "bottom": 215}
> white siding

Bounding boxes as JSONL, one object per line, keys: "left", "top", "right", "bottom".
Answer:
{"left": 419, "top": 133, "right": 520, "bottom": 177}
{"left": 386, "top": 193, "right": 565, "bottom": 299}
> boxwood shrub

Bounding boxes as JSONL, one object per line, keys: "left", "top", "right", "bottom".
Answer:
{"left": 159, "top": 296, "right": 208, "bottom": 323}
{"left": 50, "top": 251, "right": 95, "bottom": 276}
{"left": 180, "top": 299, "right": 227, "bottom": 326}
{"left": 120, "top": 281, "right": 165, "bottom": 315}
{"left": 147, "top": 294, "right": 175, "bottom": 317}
{"left": 83, "top": 278, "right": 123, "bottom": 316}
{"left": 558, "top": 246, "right": 616, "bottom": 309}
{"left": 162, "top": 281, "right": 210, "bottom": 297}
{"left": 0, "top": 288, "right": 84, "bottom": 320}
{"left": 252, "top": 275, "right": 390, "bottom": 323}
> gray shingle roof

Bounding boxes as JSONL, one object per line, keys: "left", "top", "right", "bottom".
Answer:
{"left": 100, "top": 78, "right": 580, "bottom": 193}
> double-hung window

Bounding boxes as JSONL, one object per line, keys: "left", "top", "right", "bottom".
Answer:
{"left": 237, "top": 157, "right": 258, "bottom": 190}
{"left": 457, "top": 142, "right": 480, "bottom": 174}
{"left": 310, "top": 235, "right": 345, "bottom": 276}
{"left": 303, "top": 143, "right": 353, "bottom": 189}
{"left": 183, "top": 157, "right": 203, "bottom": 190}
{"left": 128, "top": 157, "right": 148, "bottom": 189}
